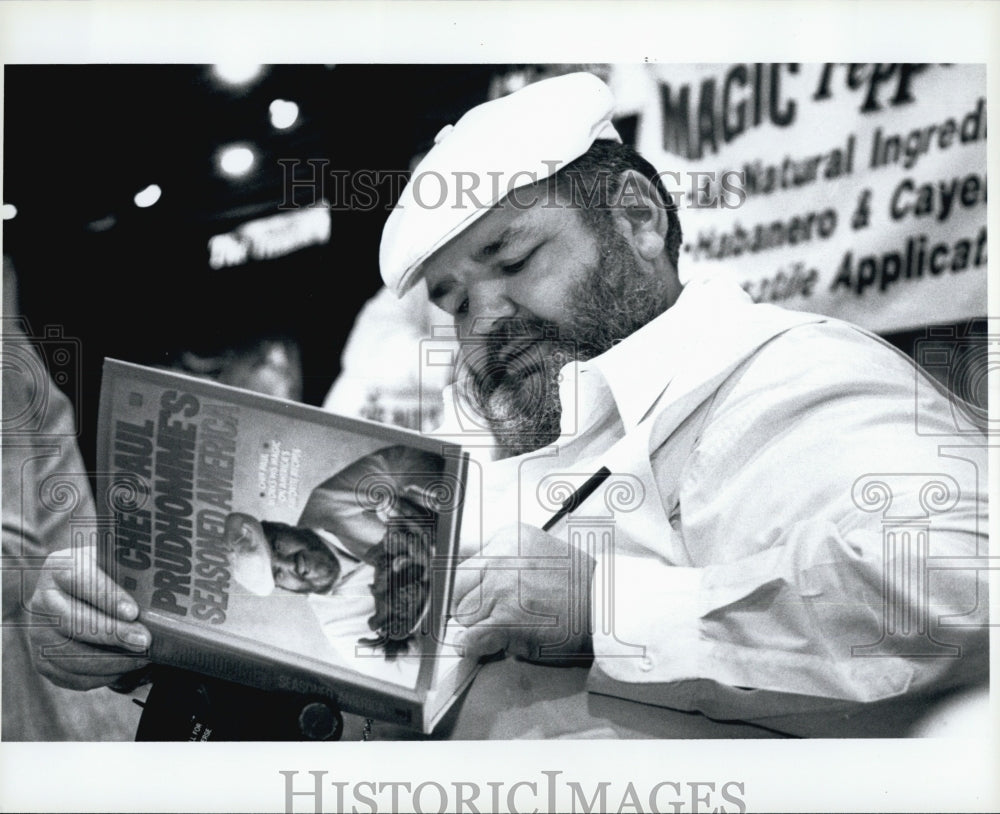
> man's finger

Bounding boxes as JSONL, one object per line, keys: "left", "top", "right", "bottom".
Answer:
{"left": 452, "top": 580, "right": 494, "bottom": 627}
{"left": 508, "top": 636, "right": 556, "bottom": 663}
{"left": 451, "top": 560, "right": 487, "bottom": 607}
{"left": 458, "top": 625, "right": 509, "bottom": 661}
{"left": 37, "top": 652, "right": 151, "bottom": 691}
{"left": 34, "top": 583, "right": 151, "bottom": 652}
{"left": 48, "top": 547, "right": 141, "bottom": 621}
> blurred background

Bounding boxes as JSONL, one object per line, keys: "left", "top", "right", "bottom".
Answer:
{"left": 3, "top": 64, "right": 510, "bottom": 472}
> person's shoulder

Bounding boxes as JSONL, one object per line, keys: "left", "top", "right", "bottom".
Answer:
{"left": 706, "top": 315, "right": 921, "bottom": 427}
{"left": 746, "top": 316, "right": 913, "bottom": 388}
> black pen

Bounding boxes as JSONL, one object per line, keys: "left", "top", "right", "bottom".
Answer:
{"left": 542, "top": 467, "right": 612, "bottom": 532}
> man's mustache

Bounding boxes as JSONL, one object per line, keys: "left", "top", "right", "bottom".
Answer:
{"left": 460, "top": 317, "right": 572, "bottom": 396}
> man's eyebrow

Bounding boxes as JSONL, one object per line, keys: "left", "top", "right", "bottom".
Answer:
{"left": 474, "top": 224, "right": 534, "bottom": 262}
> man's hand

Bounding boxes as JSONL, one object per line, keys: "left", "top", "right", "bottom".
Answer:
{"left": 452, "top": 523, "right": 595, "bottom": 665}
{"left": 28, "top": 546, "right": 151, "bottom": 690}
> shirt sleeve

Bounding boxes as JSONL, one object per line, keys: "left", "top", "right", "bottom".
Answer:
{"left": 592, "top": 521, "right": 986, "bottom": 703}
{"left": 590, "top": 322, "right": 989, "bottom": 719}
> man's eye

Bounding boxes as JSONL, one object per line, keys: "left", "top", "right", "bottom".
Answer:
{"left": 501, "top": 257, "right": 528, "bottom": 275}
{"left": 501, "top": 247, "right": 537, "bottom": 276}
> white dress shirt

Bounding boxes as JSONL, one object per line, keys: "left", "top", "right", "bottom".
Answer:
{"left": 449, "top": 277, "right": 988, "bottom": 729}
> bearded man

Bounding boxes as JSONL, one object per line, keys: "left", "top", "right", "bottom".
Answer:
{"left": 380, "top": 72, "right": 989, "bottom": 732}
{"left": 29, "top": 73, "right": 987, "bottom": 735}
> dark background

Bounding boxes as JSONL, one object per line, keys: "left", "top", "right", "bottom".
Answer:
{"left": 3, "top": 64, "right": 500, "bottom": 470}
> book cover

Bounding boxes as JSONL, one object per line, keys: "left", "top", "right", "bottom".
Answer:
{"left": 95, "top": 358, "right": 477, "bottom": 734}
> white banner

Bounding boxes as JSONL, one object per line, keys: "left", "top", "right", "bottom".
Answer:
{"left": 612, "top": 63, "right": 987, "bottom": 333}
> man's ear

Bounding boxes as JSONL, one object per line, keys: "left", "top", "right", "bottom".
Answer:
{"left": 610, "top": 169, "right": 672, "bottom": 262}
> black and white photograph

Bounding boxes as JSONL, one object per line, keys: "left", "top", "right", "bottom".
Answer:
{"left": 0, "top": 2, "right": 996, "bottom": 812}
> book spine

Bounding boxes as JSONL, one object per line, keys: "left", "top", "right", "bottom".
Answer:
{"left": 148, "top": 626, "right": 422, "bottom": 729}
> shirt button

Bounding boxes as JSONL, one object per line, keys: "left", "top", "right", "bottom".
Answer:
{"left": 639, "top": 656, "right": 654, "bottom": 672}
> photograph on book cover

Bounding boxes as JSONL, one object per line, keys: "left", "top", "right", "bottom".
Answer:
{"left": 0, "top": 1, "right": 996, "bottom": 812}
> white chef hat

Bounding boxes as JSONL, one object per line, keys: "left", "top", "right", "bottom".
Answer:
{"left": 229, "top": 539, "right": 275, "bottom": 597}
{"left": 379, "top": 72, "right": 621, "bottom": 297}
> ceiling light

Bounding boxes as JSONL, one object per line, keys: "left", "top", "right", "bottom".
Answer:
{"left": 269, "top": 99, "right": 299, "bottom": 130}
{"left": 134, "top": 184, "right": 162, "bottom": 208}
{"left": 219, "top": 145, "right": 256, "bottom": 177}
{"left": 1, "top": 203, "right": 16, "bottom": 221}
{"left": 211, "top": 63, "right": 263, "bottom": 86}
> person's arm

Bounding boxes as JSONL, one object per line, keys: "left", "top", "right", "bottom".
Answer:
{"left": 592, "top": 521, "right": 986, "bottom": 705}
{"left": 1, "top": 287, "right": 152, "bottom": 692}
{"left": 592, "top": 323, "right": 988, "bottom": 716}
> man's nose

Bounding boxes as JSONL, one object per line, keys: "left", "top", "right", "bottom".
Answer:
{"left": 465, "top": 280, "right": 518, "bottom": 338}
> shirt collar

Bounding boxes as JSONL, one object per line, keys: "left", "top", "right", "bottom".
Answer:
{"left": 569, "top": 276, "right": 753, "bottom": 430}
